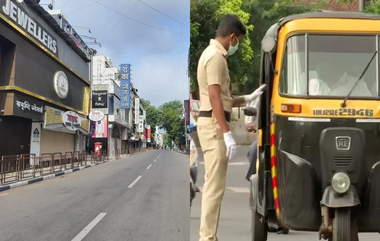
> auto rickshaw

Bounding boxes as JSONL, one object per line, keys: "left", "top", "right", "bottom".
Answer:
{"left": 249, "top": 11, "right": 380, "bottom": 241}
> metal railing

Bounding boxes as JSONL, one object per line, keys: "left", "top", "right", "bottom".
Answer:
{"left": 0, "top": 151, "right": 107, "bottom": 186}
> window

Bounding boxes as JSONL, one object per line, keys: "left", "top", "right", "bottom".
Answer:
{"left": 280, "top": 34, "right": 378, "bottom": 98}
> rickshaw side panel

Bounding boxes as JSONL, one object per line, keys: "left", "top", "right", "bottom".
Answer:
{"left": 274, "top": 116, "right": 322, "bottom": 231}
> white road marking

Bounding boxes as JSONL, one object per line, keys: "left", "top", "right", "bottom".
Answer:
{"left": 147, "top": 164, "right": 152, "bottom": 170}
{"left": 71, "top": 213, "right": 107, "bottom": 241}
{"left": 153, "top": 159, "right": 157, "bottom": 162}
{"left": 128, "top": 175, "right": 142, "bottom": 188}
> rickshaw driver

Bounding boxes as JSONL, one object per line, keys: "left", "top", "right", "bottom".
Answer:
{"left": 315, "top": 61, "right": 372, "bottom": 96}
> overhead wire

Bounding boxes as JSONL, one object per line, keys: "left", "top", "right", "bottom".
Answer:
{"left": 172, "top": 12, "right": 190, "bottom": 100}
{"left": 100, "top": 0, "right": 138, "bottom": 42}
{"left": 137, "top": 0, "right": 190, "bottom": 28}
{"left": 59, "top": 0, "right": 72, "bottom": 9}
{"left": 98, "top": 0, "right": 131, "bottom": 40}
{"left": 94, "top": 1, "right": 189, "bottom": 35}
{"left": 125, "top": 38, "right": 185, "bottom": 58}
{"left": 65, "top": 0, "right": 104, "bottom": 15}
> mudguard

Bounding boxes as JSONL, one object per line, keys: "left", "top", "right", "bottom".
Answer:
{"left": 321, "top": 185, "right": 360, "bottom": 208}
{"left": 249, "top": 174, "right": 258, "bottom": 211}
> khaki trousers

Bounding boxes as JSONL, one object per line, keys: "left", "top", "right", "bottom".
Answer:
{"left": 197, "top": 117, "right": 228, "bottom": 241}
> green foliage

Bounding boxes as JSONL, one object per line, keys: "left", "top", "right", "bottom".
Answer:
{"left": 140, "top": 99, "right": 162, "bottom": 136}
{"left": 159, "top": 100, "right": 183, "bottom": 115}
{"left": 160, "top": 108, "right": 184, "bottom": 144}
{"left": 141, "top": 99, "right": 186, "bottom": 146}
{"left": 163, "top": 133, "right": 172, "bottom": 148}
{"left": 241, "top": 0, "right": 322, "bottom": 93}
{"left": 189, "top": 0, "right": 255, "bottom": 98}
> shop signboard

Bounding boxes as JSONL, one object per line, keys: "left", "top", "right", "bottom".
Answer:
{"left": 92, "top": 115, "right": 108, "bottom": 138}
{"left": 138, "top": 115, "right": 144, "bottom": 133}
{"left": 135, "top": 98, "right": 140, "bottom": 125}
{"left": 1, "top": 0, "right": 59, "bottom": 57}
{"left": 92, "top": 90, "right": 108, "bottom": 109}
{"left": 146, "top": 125, "right": 151, "bottom": 143}
{"left": 62, "top": 111, "right": 80, "bottom": 131}
{"left": 120, "top": 64, "right": 131, "bottom": 109}
{"left": 89, "top": 110, "right": 105, "bottom": 122}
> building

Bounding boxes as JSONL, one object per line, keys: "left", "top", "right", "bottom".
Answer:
{"left": 0, "top": 1, "right": 92, "bottom": 159}
{"left": 90, "top": 57, "right": 147, "bottom": 157}
{"left": 303, "top": 0, "right": 365, "bottom": 12}
{"left": 90, "top": 56, "right": 127, "bottom": 157}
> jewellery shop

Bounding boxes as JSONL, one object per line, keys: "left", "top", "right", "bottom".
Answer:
{"left": 0, "top": 0, "right": 91, "bottom": 159}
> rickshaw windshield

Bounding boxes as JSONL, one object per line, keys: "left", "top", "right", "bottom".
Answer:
{"left": 279, "top": 34, "right": 379, "bottom": 98}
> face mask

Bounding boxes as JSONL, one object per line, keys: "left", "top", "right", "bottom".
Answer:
{"left": 228, "top": 36, "right": 239, "bottom": 56}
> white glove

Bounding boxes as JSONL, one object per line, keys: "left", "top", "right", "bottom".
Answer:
{"left": 244, "top": 84, "right": 266, "bottom": 103}
{"left": 223, "top": 131, "right": 237, "bottom": 160}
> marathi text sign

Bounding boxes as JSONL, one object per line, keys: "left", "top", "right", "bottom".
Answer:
{"left": 120, "top": 63, "right": 131, "bottom": 109}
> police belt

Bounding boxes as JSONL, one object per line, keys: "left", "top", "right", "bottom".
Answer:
{"left": 199, "top": 110, "right": 231, "bottom": 123}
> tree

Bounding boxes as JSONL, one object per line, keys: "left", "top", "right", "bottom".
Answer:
{"left": 163, "top": 133, "right": 172, "bottom": 148}
{"left": 160, "top": 108, "right": 184, "bottom": 143}
{"left": 141, "top": 99, "right": 162, "bottom": 138}
{"left": 241, "top": 0, "right": 324, "bottom": 93}
{"left": 159, "top": 100, "right": 183, "bottom": 115}
{"left": 190, "top": 0, "right": 255, "bottom": 98}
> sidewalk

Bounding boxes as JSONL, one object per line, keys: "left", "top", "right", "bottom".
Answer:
{"left": 0, "top": 150, "right": 149, "bottom": 192}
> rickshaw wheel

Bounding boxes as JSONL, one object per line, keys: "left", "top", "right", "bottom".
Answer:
{"left": 332, "top": 208, "right": 351, "bottom": 241}
{"left": 251, "top": 209, "right": 268, "bottom": 241}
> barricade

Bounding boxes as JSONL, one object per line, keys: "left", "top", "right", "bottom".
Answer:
{"left": 0, "top": 155, "right": 20, "bottom": 185}
{"left": 0, "top": 150, "right": 109, "bottom": 186}
{"left": 20, "top": 154, "right": 36, "bottom": 179}
{"left": 73, "top": 151, "right": 80, "bottom": 168}
{"left": 52, "top": 153, "right": 62, "bottom": 173}
{"left": 37, "top": 154, "right": 53, "bottom": 176}
{"left": 63, "top": 152, "right": 73, "bottom": 170}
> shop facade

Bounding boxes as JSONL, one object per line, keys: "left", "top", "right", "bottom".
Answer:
{"left": 0, "top": 0, "right": 91, "bottom": 159}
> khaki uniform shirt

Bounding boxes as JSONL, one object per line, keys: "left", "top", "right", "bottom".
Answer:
{"left": 197, "top": 39, "right": 233, "bottom": 113}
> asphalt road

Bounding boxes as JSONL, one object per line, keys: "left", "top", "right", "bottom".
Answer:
{"left": 190, "top": 146, "right": 380, "bottom": 241}
{"left": 0, "top": 150, "right": 189, "bottom": 241}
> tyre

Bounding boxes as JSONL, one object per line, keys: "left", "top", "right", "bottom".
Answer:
{"left": 332, "top": 208, "right": 351, "bottom": 241}
{"left": 251, "top": 209, "right": 268, "bottom": 241}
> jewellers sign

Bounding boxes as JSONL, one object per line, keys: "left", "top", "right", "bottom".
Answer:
{"left": 62, "top": 111, "right": 80, "bottom": 131}
{"left": 1, "top": 0, "right": 59, "bottom": 56}
{"left": 89, "top": 110, "right": 105, "bottom": 122}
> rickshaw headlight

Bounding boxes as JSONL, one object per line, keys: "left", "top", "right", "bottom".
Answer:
{"left": 331, "top": 172, "right": 351, "bottom": 194}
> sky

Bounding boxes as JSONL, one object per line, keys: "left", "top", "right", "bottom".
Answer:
{"left": 40, "top": 0, "right": 190, "bottom": 108}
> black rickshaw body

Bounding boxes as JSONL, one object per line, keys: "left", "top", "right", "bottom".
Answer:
{"left": 256, "top": 11, "right": 380, "bottom": 233}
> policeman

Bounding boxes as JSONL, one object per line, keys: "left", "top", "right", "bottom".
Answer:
{"left": 196, "top": 14, "right": 265, "bottom": 241}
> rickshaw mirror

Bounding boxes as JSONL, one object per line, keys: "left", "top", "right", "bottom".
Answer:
{"left": 244, "top": 107, "right": 257, "bottom": 117}
{"left": 261, "top": 36, "right": 277, "bottom": 53}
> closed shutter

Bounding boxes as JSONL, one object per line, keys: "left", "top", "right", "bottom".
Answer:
{"left": 40, "top": 129, "right": 75, "bottom": 154}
